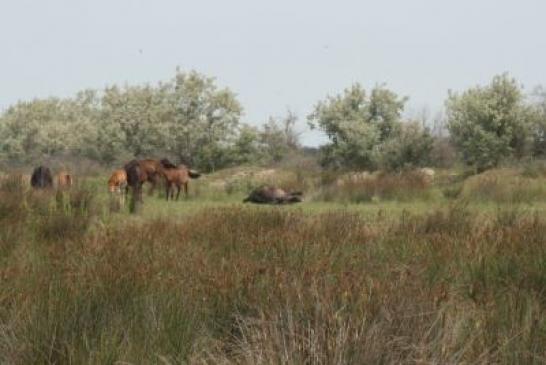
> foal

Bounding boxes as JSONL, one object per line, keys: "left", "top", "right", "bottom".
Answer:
{"left": 159, "top": 159, "right": 200, "bottom": 201}
{"left": 107, "top": 169, "right": 128, "bottom": 206}
{"left": 57, "top": 171, "right": 73, "bottom": 190}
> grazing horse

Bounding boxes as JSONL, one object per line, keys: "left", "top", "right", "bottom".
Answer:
{"left": 108, "top": 169, "right": 128, "bottom": 206}
{"left": 124, "top": 160, "right": 146, "bottom": 204}
{"left": 56, "top": 171, "right": 73, "bottom": 189}
{"left": 243, "top": 186, "right": 303, "bottom": 204}
{"left": 30, "top": 166, "right": 53, "bottom": 189}
{"left": 159, "top": 159, "right": 201, "bottom": 201}
{"left": 107, "top": 169, "right": 128, "bottom": 193}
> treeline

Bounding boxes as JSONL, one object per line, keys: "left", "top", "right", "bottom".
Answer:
{"left": 1, "top": 70, "right": 545, "bottom": 172}
{"left": 0, "top": 70, "right": 300, "bottom": 172}
{"left": 308, "top": 74, "right": 546, "bottom": 172}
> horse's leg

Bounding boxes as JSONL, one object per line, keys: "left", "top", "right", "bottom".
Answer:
{"left": 120, "top": 187, "right": 125, "bottom": 207}
{"left": 166, "top": 182, "right": 171, "bottom": 201}
{"left": 146, "top": 175, "right": 155, "bottom": 196}
{"left": 139, "top": 182, "right": 144, "bottom": 203}
{"left": 176, "top": 184, "right": 181, "bottom": 200}
{"left": 184, "top": 182, "right": 188, "bottom": 199}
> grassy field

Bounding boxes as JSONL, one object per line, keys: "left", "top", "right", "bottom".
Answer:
{"left": 1, "top": 167, "right": 546, "bottom": 364}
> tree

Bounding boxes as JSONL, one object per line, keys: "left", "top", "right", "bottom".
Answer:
{"left": 228, "top": 124, "right": 263, "bottom": 165}
{"left": 446, "top": 74, "right": 534, "bottom": 171}
{"left": 165, "top": 70, "right": 242, "bottom": 171}
{"left": 375, "top": 121, "right": 433, "bottom": 171}
{"left": 308, "top": 83, "right": 407, "bottom": 169}
{"left": 0, "top": 98, "right": 82, "bottom": 161}
{"left": 259, "top": 111, "right": 301, "bottom": 163}
{"left": 530, "top": 86, "right": 546, "bottom": 157}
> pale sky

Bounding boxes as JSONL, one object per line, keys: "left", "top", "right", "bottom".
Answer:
{"left": 1, "top": 0, "right": 545, "bottom": 145}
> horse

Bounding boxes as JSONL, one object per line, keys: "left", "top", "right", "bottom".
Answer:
{"left": 30, "top": 166, "right": 53, "bottom": 189}
{"left": 124, "top": 160, "right": 146, "bottom": 210}
{"left": 159, "top": 159, "right": 201, "bottom": 201}
{"left": 243, "top": 186, "right": 303, "bottom": 204}
{"left": 137, "top": 159, "right": 172, "bottom": 196}
{"left": 108, "top": 169, "right": 128, "bottom": 206}
{"left": 56, "top": 170, "right": 73, "bottom": 189}
{"left": 108, "top": 169, "right": 128, "bottom": 193}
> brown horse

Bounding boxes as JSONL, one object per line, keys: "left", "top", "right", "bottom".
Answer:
{"left": 107, "top": 169, "right": 127, "bottom": 193}
{"left": 159, "top": 159, "right": 201, "bottom": 201}
{"left": 56, "top": 171, "right": 73, "bottom": 189}
{"left": 124, "top": 160, "right": 146, "bottom": 203}
{"left": 138, "top": 159, "right": 173, "bottom": 195}
{"left": 108, "top": 169, "right": 128, "bottom": 206}
{"left": 243, "top": 186, "right": 303, "bottom": 204}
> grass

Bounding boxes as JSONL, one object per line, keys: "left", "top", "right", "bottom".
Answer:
{"left": 1, "top": 167, "right": 546, "bottom": 364}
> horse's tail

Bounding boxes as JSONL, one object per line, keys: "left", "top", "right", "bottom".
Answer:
{"left": 188, "top": 170, "right": 201, "bottom": 179}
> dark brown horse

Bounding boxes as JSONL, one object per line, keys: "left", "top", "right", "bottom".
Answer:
{"left": 243, "top": 186, "right": 303, "bottom": 204}
{"left": 124, "top": 160, "right": 146, "bottom": 210}
{"left": 30, "top": 166, "right": 53, "bottom": 189}
{"left": 123, "top": 159, "right": 171, "bottom": 201}
{"left": 159, "top": 159, "right": 201, "bottom": 201}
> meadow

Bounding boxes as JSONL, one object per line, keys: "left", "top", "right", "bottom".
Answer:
{"left": 1, "top": 165, "right": 546, "bottom": 364}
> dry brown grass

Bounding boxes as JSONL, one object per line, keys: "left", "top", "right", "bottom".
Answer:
{"left": 318, "top": 170, "right": 437, "bottom": 203}
{"left": 462, "top": 168, "right": 546, "bottom": 204}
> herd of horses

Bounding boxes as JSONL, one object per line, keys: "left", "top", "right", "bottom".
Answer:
{"left": 122, "top": 158, "right": 201, "bottom": 203}
{"left": 27, "top": 158, "right": 304, "bottom": 206}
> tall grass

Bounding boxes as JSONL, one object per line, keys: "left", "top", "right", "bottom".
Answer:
{"left": 318, "top": 170, "right": 439, "bottom": 203}
{"left": 0, "top": 173, "right": 545, "bottom": 364}
{"left": 462, "top": 168, "right": 546, "bottom": 204}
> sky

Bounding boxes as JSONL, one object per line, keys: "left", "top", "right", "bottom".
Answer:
{"left": 1, "top": 0, "right": 545, "bottom": 146}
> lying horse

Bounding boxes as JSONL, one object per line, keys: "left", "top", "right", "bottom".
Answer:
{"left": 243, "top": 186, "right": 303, "bottom": 204}
{"left": 159, "top": 159, "right": 201, "bottom": 201}
{"left": 30, "top": 166, "right": 53, "bottom": 189}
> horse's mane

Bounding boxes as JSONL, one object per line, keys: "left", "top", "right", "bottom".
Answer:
{"left": 124, "top": 159, "right": 140, "bottom": 170}
{"left": 159, "top": 158, "right": 177, "bottom": 169}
